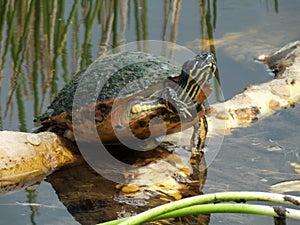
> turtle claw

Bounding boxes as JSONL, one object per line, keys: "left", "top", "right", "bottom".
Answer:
{"left": 179, "top": 103, "right": 193, "bottom": 119}
{"left": 169, "top": 100, "right": 191, "bottom": 118}
{"left": 171, "top": 99, "right": 196, "bottom": 119}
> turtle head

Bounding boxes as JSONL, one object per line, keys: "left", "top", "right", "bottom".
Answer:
{"left": 182, "top": 52, "right": 216, "bottom": 83}
{"left": 178, "top": 53, "right": 216, "bottom": 102}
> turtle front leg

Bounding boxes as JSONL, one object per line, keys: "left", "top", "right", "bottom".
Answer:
{"left": 130, "top": 87, "right": 194, "bottom": 119}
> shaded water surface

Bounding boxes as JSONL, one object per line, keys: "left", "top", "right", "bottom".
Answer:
{"left": 0, "top": 1, "right": 300, "bottom": 224}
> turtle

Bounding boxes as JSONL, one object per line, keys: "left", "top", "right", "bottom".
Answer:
{"left": 35, "top": 51, "right": 216, "bottom": 155}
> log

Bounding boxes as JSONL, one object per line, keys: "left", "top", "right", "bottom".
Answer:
{"left": 1, "top": 41, "right": 300, "bottom": 194}
{"left": 0, "top": 131, "right": 79, "bottom": 194}
{"left": 206, "top": 40, "right": 300, "bottom": 136}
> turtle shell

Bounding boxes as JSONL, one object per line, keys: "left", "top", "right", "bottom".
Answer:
{"left": 35, "top": 51, "right": 181, "bottom": 124}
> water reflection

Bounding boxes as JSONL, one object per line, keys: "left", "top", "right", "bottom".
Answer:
{"left": 0, "top": 0, "right": 299, "bottom": 225}
{"left": 47, "top": 146, "right": 209, "bottom": 224}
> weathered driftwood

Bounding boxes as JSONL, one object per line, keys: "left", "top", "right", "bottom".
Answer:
{"left": 0, "top": 131, "right": 79, "bottom": 194}
{"left": 1, "top": 41, "right": 300, "bottom": 194}
{"left": 207, "top": 40, "right": 300, "bottom": 136}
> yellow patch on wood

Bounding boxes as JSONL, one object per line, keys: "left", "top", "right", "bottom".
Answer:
{"left": 165, "top": 191, "right": 182, "bottom": 200}
{"left": 121, "top": 185, "right": 140, "bottom": 193}
{"left": 269, "top": 99, "right": 281, "bottom": 110}
{"left": 115, "top": 183, "right": 123, "bottom": 189}
{"left": 179, "top": 167, "right": 191, "bottom": 175}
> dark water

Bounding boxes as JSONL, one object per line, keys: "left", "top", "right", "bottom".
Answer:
{"left": 0, "top": 1, "right": 300, "bottom": 224}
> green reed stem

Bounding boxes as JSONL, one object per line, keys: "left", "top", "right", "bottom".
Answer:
{"left": 16, "top": 82, "right": 27, "bottom": 132}
{"left": 98, "top": 191, "right": 300, "bottom": 225}
{"left": 0, "top": 1, "right": 8, "bottom": 58}
{"left": 100, "top": 203, "right": 300, "bottom": 225}
{"left": 1, "top": 1, "right": 17, "bottom": 71}
{"left": 141, "top": 0, "right": 148, "bottom": 51}
{"left": 33, "top": 0, "right": 41, "bottom": 117}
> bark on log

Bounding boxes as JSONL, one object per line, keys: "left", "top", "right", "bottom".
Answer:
{"left": 207, "top": 40, "right": 300, "bottom": 136}
{"left": 1, "top": 41, "right": 300, "bottom": 194}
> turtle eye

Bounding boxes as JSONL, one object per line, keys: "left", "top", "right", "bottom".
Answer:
{"left": 181, "top": 52, "right": 216, "bottom": 78}
{"left": 195, "top": 53, "right": 214, "bottom": 65}
{"left": 201, "top": 53, "right": 216, "bottom": 68}
{"left": 195, "top": 54, "right": 202, "bottom": 61}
